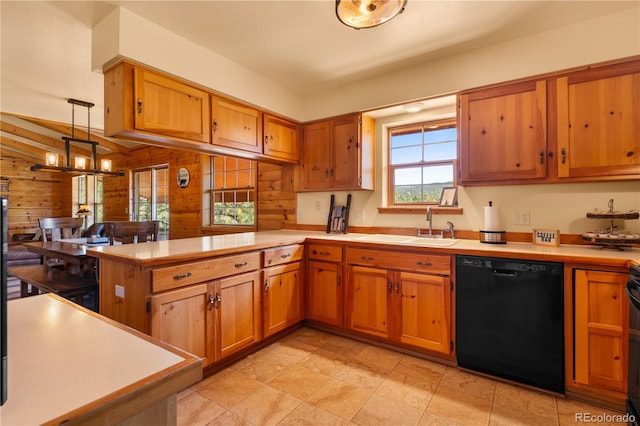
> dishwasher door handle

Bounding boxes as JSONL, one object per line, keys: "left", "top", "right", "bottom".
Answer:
{"left": 626, "top": 277, "right": 640, "bottom": 311}
{"left": 492, "top": 268, "right": 518, "bottom": 278}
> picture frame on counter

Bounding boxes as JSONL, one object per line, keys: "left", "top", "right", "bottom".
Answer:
{"left": 439, "top": 187, "right": 458, "bottom": 207}
{"left": 533, "top": 229, "right": 560, "bottom": 246}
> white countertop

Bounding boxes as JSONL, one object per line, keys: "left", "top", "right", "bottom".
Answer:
{"left": 87, "top": 229, "right": 639, "bottom": 268}
{"left": 0, "top": 294, "right": 201, "bottom": 425}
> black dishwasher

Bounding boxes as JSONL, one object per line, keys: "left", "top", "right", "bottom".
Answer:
{"left": 456, "top": 256, "right": 564, "bottom": 393}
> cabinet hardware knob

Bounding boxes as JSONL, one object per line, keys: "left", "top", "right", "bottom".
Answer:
{"left": 174, "top": 272, "right": 192, "bottom": 280}
{"left": 137, "top": 98, "right": 143, "bottom": 115}
{"left": 234, "top": 261, "right": 248, "bottom": 268}
{"left": 627, "top": 151, "right": 634, "bottom": 157}
{"left": 208, "top": 294, "right": 215, "bottom": 306}
{"left": 213, "top": 120, "right": 218, "bottom": 133}
{"left": 280, "top": 253, "right": 291, "bottom": 259}
{"left": 539, "top": 150, "right": 544, "bottom": 164}
{"left": 395, "top": 282, "right": 399, "bottom": 295}
{"left": 264, "top": 135, "right": 269, "bottom": 144}
{"left": 388, "top": 281, "right": 393, "bottom": 293}
{"left": 265, "top": 280, "right": 270, "bottom": 293}
{"left": 215, "top": 292, "right": 221, "bottom": 305}
{"left": 561, "top": 147, "right": 566, "bottom": 164}
{"left": 416, "top": 261, "right": 432, "bottom": 267}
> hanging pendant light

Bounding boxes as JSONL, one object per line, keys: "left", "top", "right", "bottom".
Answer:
{"left": 336, "top": 0, "right": 407, "bottom": 29}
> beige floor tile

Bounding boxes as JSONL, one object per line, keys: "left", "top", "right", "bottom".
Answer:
{"left": 286, "top": 327, "right": 334, "bottom": 348}
{"left": 333, "top": 360, "right": 389, "bottom": 391}
{"left": 268, "top": 363, "right": 331, "bottom": 400}
{"left": 177, "top": 387, "right": 194, "bottom": 401}
{"left": 194, "top": 369, "right": 264, "bottom": 409}
{"left": 418, "top": 412, "right": 464, "bottom": 426}
{"left": 206, "top": 411, "right": 253, "bottom": 426}
{"left": 177, "top": 391, "right": 226, "bottom": 426}
{"left": 352, "top": 393, "right": 424, "bottom": 426}
{"left": 355, "top": 345, "right": 404, "bottom": 372}
{"left": 232, "top": 349, "right": 298, "bottom": 383}
{"left": 229, "top": 385, "right": 302, "bottom": 425}
{"left": 489, "top": 401, "right": 558, "bottom": 426}
{"left": 322, "top": 335, "right": 369, "bottom": 357}
{"left": 376, "top": 370, "right": 436, "bottom": 411}
{"left": 425, "top": 385, "right": 492, "bottom": 426}
{"left": 393, "top": 355, "right": 447, "bottom": 384}
{"left": 299, "top": 347, "right": 352, "bottom": 376}
{"left": 306, "top": 378, "right": 374, "bottom": 421}
{"left": 493, "top": 382, "right": 557, "bottom": 422}
{"left": 438, "top": 367, "right": 496, "bottom": 401}
{"left": 267, "top": 338, "right": 318, "bottom": 363}
{"left": 279, "top": 402, "right": 352, "bottom": 426}
{"left": 556, "top": 397, "right": 627, "bottom": 426}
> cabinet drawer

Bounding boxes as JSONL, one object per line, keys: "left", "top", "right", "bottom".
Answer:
{"left": 264, "top": 244, "right": 304, "bottom": 267}
{"left": 152, "top": 251, "right": 261, "bottom": 292}
{"left": 307, "top": 244, "right": 343, "bottom": 262}
{"left": 347, "top": 248, "right": 451, "bottom": 275}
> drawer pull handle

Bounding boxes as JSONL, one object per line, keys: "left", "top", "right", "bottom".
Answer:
{"left": 265, "top": 279, "right": 270, "bottom": 293}
{"left": 319, "top": 251, "right": 331, "bottom": 256}
{"left": 395, "top": 281, "right": 399, "bottom": 295}
{"left": 416, "top": 261, "right": 432, "bottom": 267}
{"left": 361, "top": 256, "right": 374, "bottom": 261}
{"left": 234, "top": 261, "right": 248, "bottom": 268}
{"left": 174, "top": 272, "right": 192, "bottom": 280}
{"left": 280, "top": 253, "right": 292, "bottom": 259}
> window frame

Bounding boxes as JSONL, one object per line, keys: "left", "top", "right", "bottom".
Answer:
{"left": 131, "top": 164, "right": 169, "bottom": 239}
{"left": 387, "top": 118, "right": 457, "bottom": 208}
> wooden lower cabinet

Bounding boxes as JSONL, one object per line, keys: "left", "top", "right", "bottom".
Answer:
{"left": 307, "top": 260, "right": 343, "bottom": 327}
{"left": 263, "top": 261, "right": 304, "bottom": 338}
{"left": 151, "top": 283, "right": 215, "bottom": 367}
{"left": 150, "top": 270, "right": 262, "bottom": 367}
{"left": 573, "top": 269, "right": 629, "bottom": 393}
{"left": 346, "top": 264, "right": 452, "bottom": 355}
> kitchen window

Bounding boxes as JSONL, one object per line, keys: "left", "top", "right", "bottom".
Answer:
{"left": 388, "top": 119, "right": 457, "bottom": 206}
{"left": 72, "top": 175, "right": 104, "bottom": 226}
{"left": 132, "top": 165, "right": 169, "bottom": 239}
{"left": 204, "top": 156, "right": 256, "bottom": 231}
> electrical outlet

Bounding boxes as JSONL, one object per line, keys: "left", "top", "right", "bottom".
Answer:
{"left": 115, "top": 285, "right": 125, "bottom": 298}
{"left": 514, "top": 210, "right": 531, "bottom": 225}
{"left": 297, "top": 208, "right": 303, "bottom": 219}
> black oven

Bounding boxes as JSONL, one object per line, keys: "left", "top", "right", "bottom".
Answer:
{"left": 627, "top": 264, "right": 640, "bottom": 425}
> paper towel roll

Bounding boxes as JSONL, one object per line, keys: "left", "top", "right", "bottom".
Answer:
{"left": 484, "top": 206, "right": 502, "bottom": 231}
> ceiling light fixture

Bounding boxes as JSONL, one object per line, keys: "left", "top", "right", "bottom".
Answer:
{"left": 336, "top": 0, "right": 407, "bottom": 29}
{"left": 404, "top": 102, "right": 424, "bottom": 113}
{"left": 30, "top": 99, "right": 124, "bottom": 177}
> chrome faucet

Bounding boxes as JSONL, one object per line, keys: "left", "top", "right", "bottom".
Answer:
{"left": 446, "top": 221, "right": 455, "bottom": 239}
{"left": 426, "top": 206, "right": 433, "bottom": 236}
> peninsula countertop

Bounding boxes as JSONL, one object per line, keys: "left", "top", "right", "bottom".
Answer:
{"left": 0, "top": 294, "right": 202, "bottom": 425}
{"left": 87, "top": 229, "right": 640, "bottom": 269}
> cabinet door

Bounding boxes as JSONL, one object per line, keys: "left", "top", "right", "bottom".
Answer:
{"left": 151, "top": 283, "right": 215, "bottom": 367}
{"left": 459, "top": 80, "right": 547, "bottom": 183}
{"left": 214, "top": 271, "right": 262, "bottom": 361}
{"left": 396, "top": 271, "right": 450, "bottom": 354}
{"left": 263, "top": 114, "right": 300, "bottom": 163}
{"left": 331, "top": 114, "right": 360, "bottom": 188}
{"left": 263, "top": 262, "right": 304, "bottom": 337}
{"left": 300, "top": 121, "right": 332, "bottom": 190}
{"left": 574, "top": 269, "right": 628, "bottom": 392}
{"left": 307, "top": 260, "right": 342, "bottom": 327}
{"left": 557, "top": 66, "right": 640, "bottom": 178}
{"left": 134, "top": 67, "right": 210, "bottom": 142}
{"left": 347, "top": 265, "right": 390, "bottom": 339}
{"left": 212, "top": 97, "right": 261, "bottom": 153}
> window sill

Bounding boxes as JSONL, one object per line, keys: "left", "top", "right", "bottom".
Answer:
{"left": 201, "top": 225, "right": 257, "bottom": 235}
{"left": 377, "top": 206, "right": 463, "bottom": 215}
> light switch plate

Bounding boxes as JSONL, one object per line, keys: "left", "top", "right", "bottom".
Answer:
{"left": 115, "top": 285, "right": 125, "bottom": 298}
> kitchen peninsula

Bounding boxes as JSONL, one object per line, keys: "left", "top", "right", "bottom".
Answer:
{"left": 0, "top": 294, "right": 201, "bottom": 425}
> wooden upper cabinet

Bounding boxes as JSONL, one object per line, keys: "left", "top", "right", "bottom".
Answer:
{"left": 263, "top": 114, "right": 300, "bottom": 163}
{"left": 211, "top": 96, "right": 261, "bottom": 153}
{"left": 458, "top": 80, "right": 547, "bottom": 184}
{"left": 104, "top": 62, "right": 210, "bottom": 144}
{"left": 297, "top": 113, "right": 375, "bottom": 191}
{"left": 557, "top": 61, "right": 640, "bottom": 179}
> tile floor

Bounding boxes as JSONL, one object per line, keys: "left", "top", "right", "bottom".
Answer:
{"left": 177, "top": 327, "right": 627, "bottom": 425}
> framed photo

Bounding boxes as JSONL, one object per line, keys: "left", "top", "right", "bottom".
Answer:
{"left": 439, "top": 187, "right": 458, "bottom": 207}
{"left": 533, "top": 229, "right": 560, "bottom": 247}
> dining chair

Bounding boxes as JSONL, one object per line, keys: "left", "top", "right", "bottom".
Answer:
{"left": 38, "top": 217, "right": 84, "bottom": 241}
{"left": 105, "top": 220, "right": 160, "bottom": 245}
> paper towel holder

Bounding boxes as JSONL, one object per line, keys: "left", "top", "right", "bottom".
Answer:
{"left": 480, "top": 200, "right": 506, "bottom": 244}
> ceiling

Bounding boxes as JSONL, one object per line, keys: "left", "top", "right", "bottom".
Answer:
{"left": 1, "top": 0, "right": 638, "bottom": 165}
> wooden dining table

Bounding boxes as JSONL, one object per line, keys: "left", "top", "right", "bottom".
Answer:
{"left": 24, "top": 239, "right": 105, "bottom": 277}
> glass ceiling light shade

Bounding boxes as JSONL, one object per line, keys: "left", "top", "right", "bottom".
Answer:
{"left": 404, "top": 102, "right": 424, "bottom": 113}
{"left": 336, "top": 0, "right": 407, "bottom": 29}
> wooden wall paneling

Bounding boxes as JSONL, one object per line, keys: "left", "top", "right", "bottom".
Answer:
{"left": 257, "top": 163, "right": 296, "bottom": 230}
{"left": 0, "top": 152, "right": 64, "bottom": 235}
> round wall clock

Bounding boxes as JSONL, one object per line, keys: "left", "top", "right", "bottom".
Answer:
{"left": 177, "top": 167, "right": 190, "bottom": 188}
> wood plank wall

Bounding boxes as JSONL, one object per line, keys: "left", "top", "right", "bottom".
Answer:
{"left": 1, "top": 146, "right": 298, "bottom": 239}
{"left": 0, "top": 151, "right": 69, "bottom": 236}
